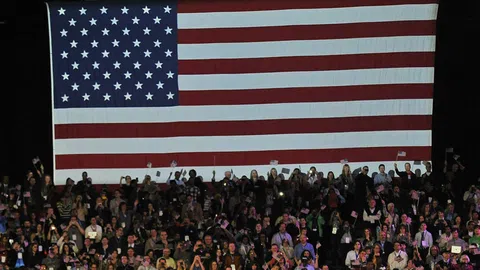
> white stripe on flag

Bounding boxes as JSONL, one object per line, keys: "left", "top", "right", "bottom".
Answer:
{"left": 178, "top": 36, "right": 436, "bottom": 60}
{"left": 54, "top": 130, "right": 431, "bottom": 155}
{"left": 179, "top": 68, "right": 434, "bottom": 90}
{"left": 55, "top": 161, "right": 428, "bottom": 185}
{"left": 53, "top": 99, "right": 433, "bottom": 124}
{"left": 178, "top": 4, "right": 438, "bottom": 29}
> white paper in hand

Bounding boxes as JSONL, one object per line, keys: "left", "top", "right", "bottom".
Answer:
{"left": 453, "top": 154, "right": 460, "bottom": 160}
{"left": 451, "top": 246, "right": 461, "bottom": 254}
{"left": 340, "top": 159, "right": 348, "bottom": 164}
{"left": 147, "top": 162, "right": 152, "bottom": 168}
{"left": 350, "top": 211, "right": 358, "bottom": 218}
{"left": 170, "top": 160, "right": 177, "bottom": 168}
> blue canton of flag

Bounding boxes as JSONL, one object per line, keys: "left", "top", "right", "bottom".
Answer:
{"left": 48, "top": 2, "right": 178, "bottom": 108}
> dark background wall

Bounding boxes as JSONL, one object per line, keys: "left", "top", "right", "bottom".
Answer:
{"left": 2, "top": 0, "right": 479, "bottom": 185}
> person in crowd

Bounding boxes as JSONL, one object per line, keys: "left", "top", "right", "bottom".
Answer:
{"left": 1, "top": 156, "right": 477, "bottom": 270}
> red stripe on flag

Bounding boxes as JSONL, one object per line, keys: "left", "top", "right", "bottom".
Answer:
{"left": 54, "top": 115, "right": 432, "bottom": 139}
{"left": 55, "top": 146, "right": 431, "bottom": 169}
{"left": 178, "top": 21, "right": 436, "bottom": 44}
{"left": 179, "top": 84, "right": 433, "bottom": 106}
{"left": 179, "top": 52, "right": 435, "bottom": 75}
{"left": 178, "top": 0, "right": 438, "bottom": 13}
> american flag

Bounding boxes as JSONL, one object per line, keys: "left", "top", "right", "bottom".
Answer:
{"left": 47, "top": 0, "right": 437, "bottom": 184}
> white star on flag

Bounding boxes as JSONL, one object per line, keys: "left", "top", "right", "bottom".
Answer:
{"left": 143, "top": 27, "right": 151, "bottom": 35}
{"left": 62, "top": 72, "right": 70, "bottom": 80}
{"left": 61, "top": 94, "right": 69, "bottom": 102}
{"left": 132, "top": 17, "right": 140, "bottom": 24}
{"left": 103, "top": 93, "right": 111, "bottom": 101}
{"left": 81, "top": 50, "right": 89, "bottom": 58}
{"left": 83, "top": 72, "right": 91, "bottom": 80}
{"left": 100, "top": 6, "right": 108, "bottom": 14}
{"left": 71, "top": 62, "right": 79, "bottom": 69}
{"left": 122, "top": 28, "right": 130, "bottom": 35}
{"left": 58, "top": 7, "right": 66, "bottom": 15}
{"left": 123, "top": 50, "right": 131, "bottom": 58}
{"left": 153, "top": 17, "right": 161, "bottom": 24}
{"left": 156, "top": 81, "right": 164, "bottom": 89}
{"left": 102, "top": 50, "right": 110, "bottom": 58}
{"left": 121, "top": 7, "right": 129, "bottom": 14}
{"left": 69, "top": 18, "right": 77, "bottom": 26}
{"left": 124, "top": 71, "right": 132, "bottom": 79}
{"left": 144, "top": 50, "right": 151, "bottom": 57}
{"left": 133, "top": 39, "right": 141, "bottom": 47}
{"left": 133, "top": 62, "right": 141, "bottom": 69}
{"left": 93, "top": 82, "right": 101, "bottom": 90}
{"left": 143, "top": 6, "right": 151, "bottom": 14}
{"left": 167, "top": 92, "right": 174, "bottom": 99}
{"left": 155, "top": 61, "right": 163, "bottom": 69}
{"left": 82, "top": 93, "right": 90, "bottom": 100}
{"left": 71, "top": 83, "right": 79, "bottom": 91}
{"left": 89, "top": 18, "right": 97, "bottom": 26}
{"left": 60, "top": 29, "right": 68, "bottom": 37}
{"left": 61, "top": 51, "right": 68, "bottom": 58}
{"left": 165, "top": 26, "right": 172, "bottom": 34}
{"left": 154, "top": 40, "right": 161, "bottom": 47}
{"left": 165, "top": 49, "right": 172, "bottom": 57}
{"left": 102, "top": 28, "right": 110, "bottom": 36}
{"left": 146, "top": 92, "right": 153, "bottom": 100}
{"left": 70, "top": 40, "right": 78, "bottom": 48}
{"left": 112, "top": 39, "right": 120, "bottom": 47}
{"left": 166, "top": 71, "right": 174, "bottom": 78}
{"left": 79, "top": 7, "right": 87, "bottom": 15}
{"left": 80, "top": 28, "right": 88, "bottom": 36}
{"left": 164, "top": 6, "right": 172, "bottom": 13}
{"left": 124, "top": 92, "right": 132, "bottom": 100}
{"left": 114, "top": 82, "right": 122, "bottom": 90}
{"left": 103, "top": 71, "right": 111, "bottom": 79}
{"left": 111, "top": 17, "right": 119, "bottom": 25}
{"left": 91, "top": 40, "right": 99, "bottom": 47}
{"left": 145, "top": 71, "right": 153, "bottom": 79}
{"left": 92, "top": 62, "right": 100, "bottom": 69}
{"left": 113, "top": 61, "right": 121, "bottom": 69}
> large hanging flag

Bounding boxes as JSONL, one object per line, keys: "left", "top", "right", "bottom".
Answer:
{"left": 47, "top": 0, "right": 437, "bottom": 184}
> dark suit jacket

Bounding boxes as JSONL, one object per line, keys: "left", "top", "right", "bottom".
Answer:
{"left": 375, "top": 240, "right": 393, "bottom": 257}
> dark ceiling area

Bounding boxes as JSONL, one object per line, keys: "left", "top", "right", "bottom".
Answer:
{"left": 2, "top": 0, "right": 479, "bottom": 184}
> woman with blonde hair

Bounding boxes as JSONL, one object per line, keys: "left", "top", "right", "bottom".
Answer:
{"left": 338, "top": 164, "right": 355, "bottom": 198}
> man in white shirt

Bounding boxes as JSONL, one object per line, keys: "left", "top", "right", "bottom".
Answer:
{"left": 84, "top": 217, "right": 102, "bottom": 243}
{"left": 387, "top": 241, "right": 408, "bottom": 270}
{"left": 414, "top": 222, "right": 433, "bottom": 259}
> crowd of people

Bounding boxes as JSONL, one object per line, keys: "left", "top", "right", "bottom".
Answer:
{"left": 0, "top": 157, "right": 478, "bottom": 270}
